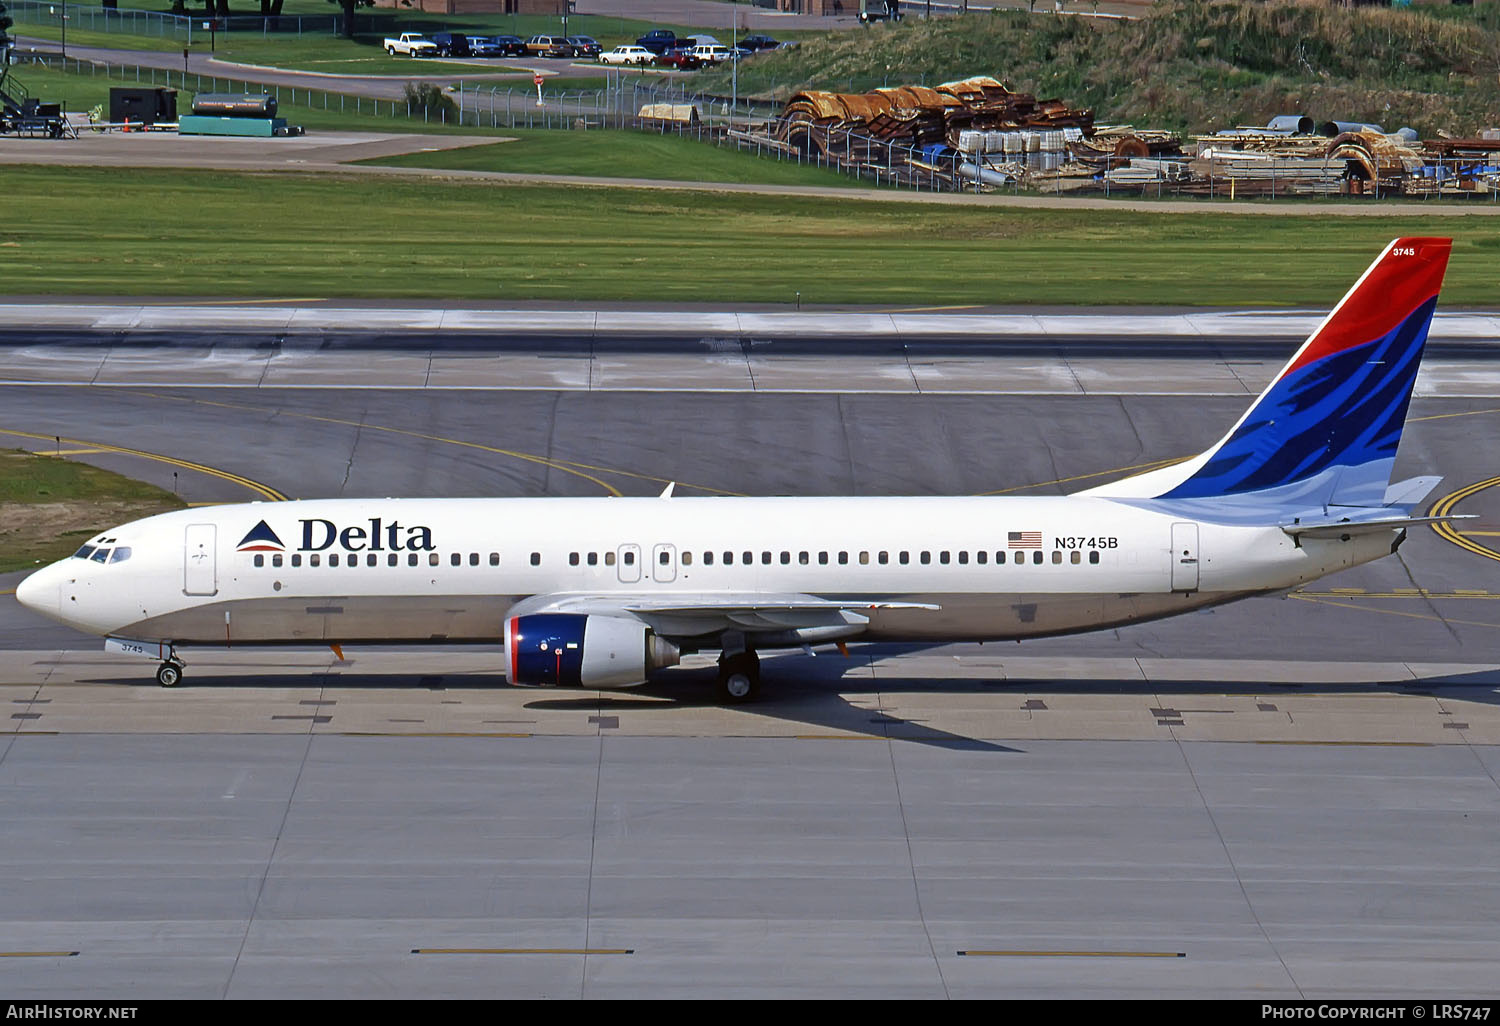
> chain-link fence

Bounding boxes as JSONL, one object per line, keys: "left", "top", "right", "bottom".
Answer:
{"left": 9, "top": 1, "right": 337, "bottom": 43}
{"left": 13, "top": 53, "right": 1498, "bottom": 200}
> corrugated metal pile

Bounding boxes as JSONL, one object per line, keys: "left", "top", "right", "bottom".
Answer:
{"left": 774, "top": 76, "right": 1093, "bottom": 189}
{"left": 762, "top": 75, "right": 1499, "bottom": 197}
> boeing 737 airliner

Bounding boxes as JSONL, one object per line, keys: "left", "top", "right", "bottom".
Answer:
{"left": 15, "top": 238, "right": 1461, "bottom": 701}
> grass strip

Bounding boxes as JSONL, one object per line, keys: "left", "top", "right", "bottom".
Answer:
{"left": 1, "top": 165, "right": 1497, "bottom": 305}
{"left": 0, "top": 449, "right": 187, "bottom": 573}
{"left": 360, "top": 130, "right": 861, "bottom": 187}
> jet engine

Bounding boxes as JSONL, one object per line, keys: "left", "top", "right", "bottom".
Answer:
{"left": 505, "top": 613, "right": 680, "bottom": 688}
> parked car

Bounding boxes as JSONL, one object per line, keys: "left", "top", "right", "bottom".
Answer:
{"left": 429, "top": 32, "right": 470, "bottom": 58}
{"left": 859, "top": 0, "right": 903, "bottom": 22}
{"left": 739, "top": 34, "right": 780, "bottom": 51}
{"left": 566, "top": 36, "right": 602, "bottom": 58}
{"left": 466, "top": 36, "right": 504, "bottom": 58}
{"left": 682, "top": 34, "right": 723, "bottom": 48}
{"left": 489, "top": 34, "right": 528, "bottom": 56}
{"left": 526, "top": 35, "right": 574, "bottom": 58}
{"left": 653, "top": 47, "right": 702, "bottom": 70}
{"left": 384, "top": 33, "right": 437, "bottom": 57}
{"left": 599, "top": 45, "right": 655, "bottom": 66}
{"left": 636, "top": 29, "right": 680, "bottom": 55}
{"left": 688, "top": 44, "right": 735, "bottom": 64}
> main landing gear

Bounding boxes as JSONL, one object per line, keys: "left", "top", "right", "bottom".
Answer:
{"left": 155, "top": 649, "right": 185, "bottom": 688}
{"left": 717, "top": 649, "right": 760, "bottom": 704}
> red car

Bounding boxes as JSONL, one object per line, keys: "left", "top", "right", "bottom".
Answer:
{"left": 653, "top": 48, "right": 702, "bottom": 70}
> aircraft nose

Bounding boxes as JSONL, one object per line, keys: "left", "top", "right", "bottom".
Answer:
{"left": 15, "top": 564, "right": 60, "bottom": 617}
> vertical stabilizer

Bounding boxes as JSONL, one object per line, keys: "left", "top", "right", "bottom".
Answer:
{"left": 1082, "top": 238, "right": 1452, "bottom": 506}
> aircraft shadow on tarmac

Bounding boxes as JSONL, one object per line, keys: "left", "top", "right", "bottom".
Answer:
{"left": 70, "top": 651, "right": 1500, "bottom": 748}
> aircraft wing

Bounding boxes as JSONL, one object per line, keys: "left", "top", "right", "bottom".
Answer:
{"left": 511, "top": 592, "right": 939, "bottom": 637}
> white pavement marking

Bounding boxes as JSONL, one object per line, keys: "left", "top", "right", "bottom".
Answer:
{"left": 2, "top": 304, "right": 1496, "bottom": 339}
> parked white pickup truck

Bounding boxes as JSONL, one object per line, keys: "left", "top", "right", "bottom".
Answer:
{"left": 385, "top": 34, "right": 438, "bottom": 57}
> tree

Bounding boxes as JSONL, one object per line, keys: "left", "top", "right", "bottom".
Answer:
{"left": 0, "top": 1, "right": 13, "bottom": 58}
{"left": 326, "top": 0, "right": 374, "bottom": 40}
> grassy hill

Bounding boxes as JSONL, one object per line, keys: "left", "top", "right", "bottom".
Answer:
{"left": 696, "top": 0, "right": 1500, "bottom": 136}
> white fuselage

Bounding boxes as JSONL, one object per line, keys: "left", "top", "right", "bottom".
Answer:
{"left": 19, "top": 495, "right": 1396, "bottom": 649}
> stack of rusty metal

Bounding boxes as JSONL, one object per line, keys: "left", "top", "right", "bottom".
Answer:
{"left": 776, "top": 76, "right": 1092, "bottom": 155}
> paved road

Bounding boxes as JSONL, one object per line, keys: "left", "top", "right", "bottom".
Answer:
{"left": 11, "top": 36, "right": 648, "bottom": 99}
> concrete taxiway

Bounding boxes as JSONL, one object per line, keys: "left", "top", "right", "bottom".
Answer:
{"left": 1, "top": 311, "right": 1498, "bottom": 997}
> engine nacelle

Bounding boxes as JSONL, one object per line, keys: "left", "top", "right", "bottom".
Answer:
{"left": 505, "top": 613, "right": 680, "bottom": 688}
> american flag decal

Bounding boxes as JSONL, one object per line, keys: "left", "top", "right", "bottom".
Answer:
{"left": 1008, "top": 531, "right": 1043, "bottom": 549}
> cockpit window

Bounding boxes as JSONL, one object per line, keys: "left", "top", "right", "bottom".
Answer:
{"left": 90, "top": 548, "right": 111, "bottom": 563}
{"left": 73, "top": 545, "right": 97, "bottom": 560}
{"left": 108, "top": 547, "right": 132, "bottom": 563}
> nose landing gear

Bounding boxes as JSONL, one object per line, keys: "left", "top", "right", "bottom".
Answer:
{"left": 155, "top": 649, "right": 185, "bottom": 688}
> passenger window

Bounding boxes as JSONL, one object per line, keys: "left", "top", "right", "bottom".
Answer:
{"left": 387, "top": 553, "right": 398, "bottom": 567}
{"left": 273, "top": 554, "right": 284, "bottom": 568}
{"left": 780, "top": 552, "right": 790, "bottom": 565}
{"left": 996, "top": 551, "right": 1006, "bottom": 564}
{"left": 1051, "top": 551, "right": 1062, "bottom": 565}
{"left": 311, "top": 554, "right": 321, "bottom": 567}
{"left": 682, "top": 552, "right": 693, "bottom": 566}
{"left": 109, "top": 547, "right": 132, "bottom": 564}
{"left": 920, "top": 551, "right": 931, "bottom": 565}
{"left": 957, "top": 551, "right": 968, "bottom": 565}
{"left": 704, "top": 552, "right": 714, "bottom": 566}
{"left": 1071, "top": 551, "right": 1081, "bottom": 565}
{"left": 254, "top": 554, "right": 265, "bottom": 568}
{"left": 859, "top": 551, "right": 870, "bottom": 565}
{"left": 490, "top": 553, "right": 499, "bottom": 567}
{"left": 799, "top": 551, "right": 809, "bottom": 565}
{"left": 1089, "top": 551, "right": 1100, "bottom": 565}
{"left": 428, "top": 553, "right": 438, "bottom": 567}
{"left": 818, "top": 552, "right": 828, "bottom": 565}
{"left": 450, "top": 553, "right": 461, "bottom": 567}
{"left": 976, "top": 551, "right": 986, "bottom": 565}
{"left": 899, "top": 551, "right": 909, "bottom": 565}
{"left": 838, "top": 552, "right": 848, "bottom": 565}
{"left": 470, "top": 553, "right": 480, "bottom": 567}
{"left": 660, "top": 551, "right": 671, "bottom": 566}
{"left": 878, "top": 552, "right": 889, "bottom": 565}
{"left": 588, "top": 552, "right": 598, "bottom": 566}
{"left": 623, "top": 551, "right": 634, "bottom": 566}
{"left": 408, "top": 553, "right": 419, "bottom": 567}
{"left": 529, "top": 553, "right": 539, "bottom": 566}
{"left": 606, "top": 551, "right": 617, "bottom": 566}
{"left": 940, "top": 551, "right": 950, "bottom": 564}
{"left": 762, "top": 552, "right": 771, "bottom": 565}
{"left": 570, "top": 553, "right": 580, "bottom": 566}
{"left": 742, "top": 552, "right": 752, "bottom": 565}
{"left": 1032, "top": 551, "right": 1043, "bottom": 565}
{"left": 330, "top": 554, "right": 340, "bottom": 567}
{"left": 367, "top": 553, "right": 378, "bottom": 567}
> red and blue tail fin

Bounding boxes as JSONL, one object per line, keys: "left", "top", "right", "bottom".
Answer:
{"left": 1084, "top": 238, "right": 1452, "bottom": 507}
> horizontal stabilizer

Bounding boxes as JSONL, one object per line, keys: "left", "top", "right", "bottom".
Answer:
{"left": 1381, "top": 475, "right": 1443, "bottom": 508}
{"left": 1282, "top": 514, "right": 1476, "bottom": 539}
